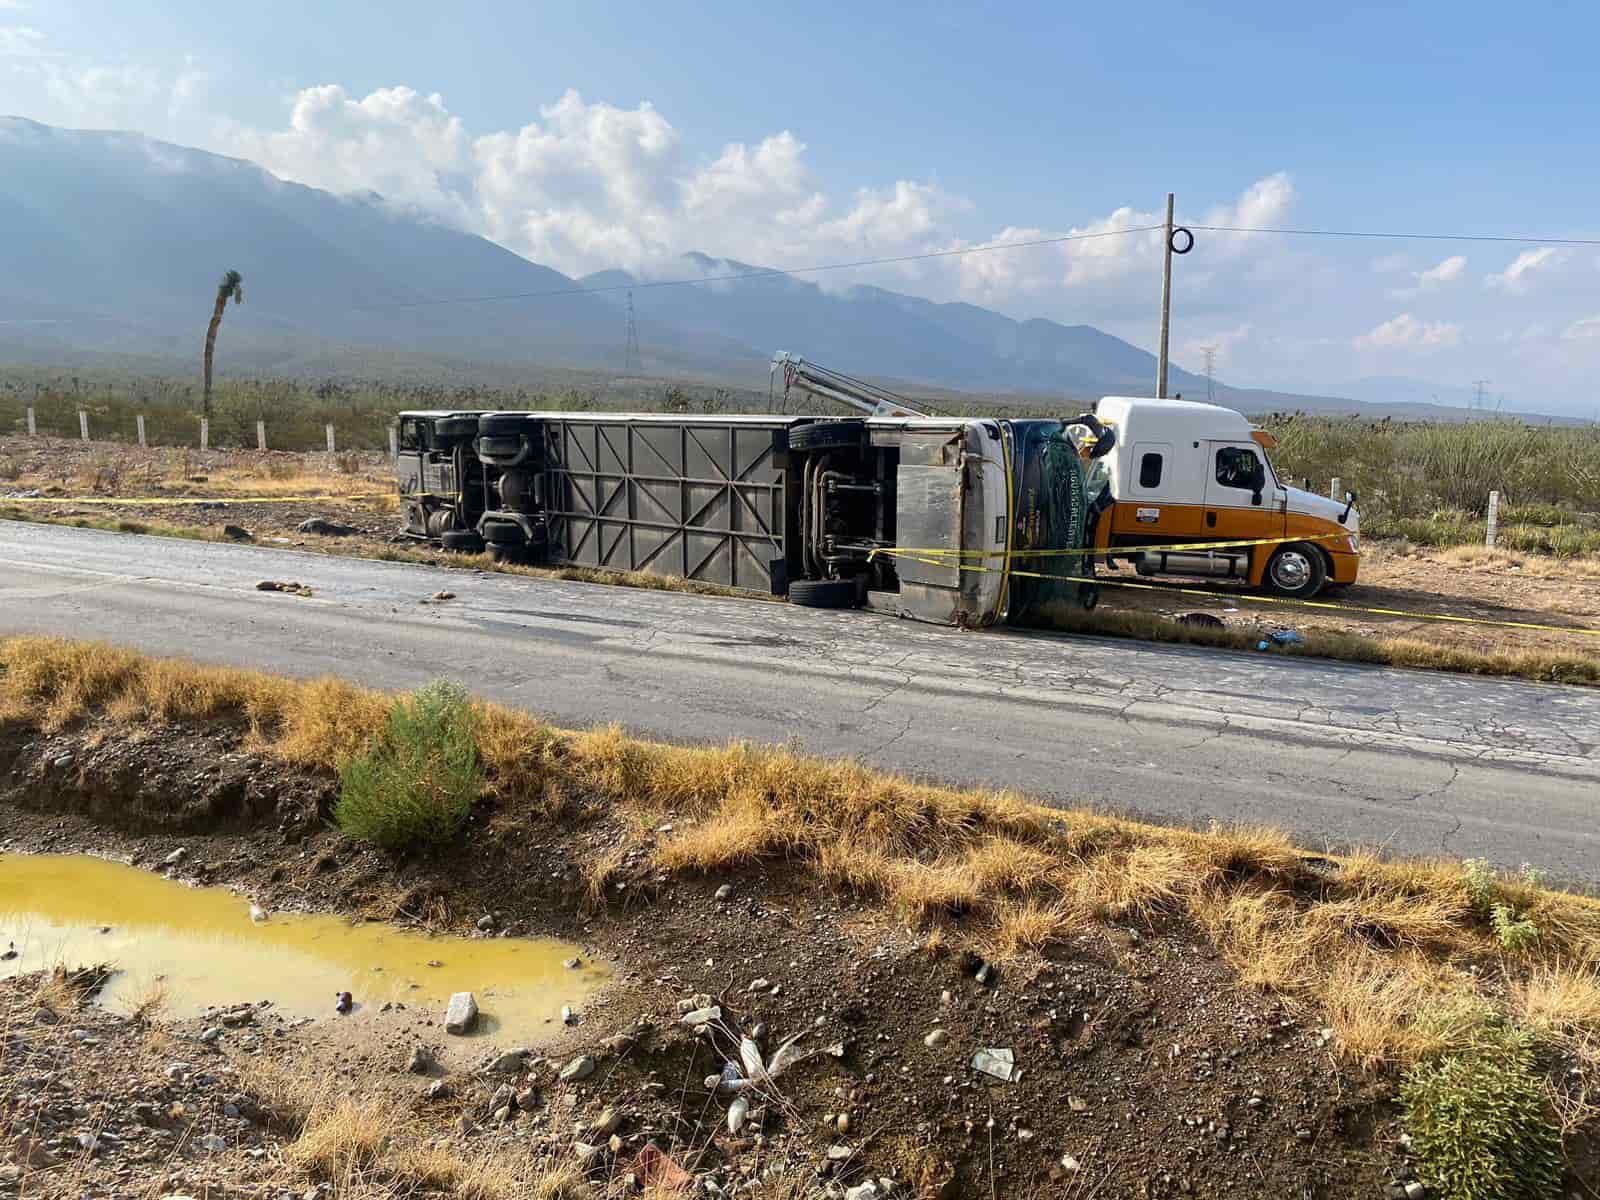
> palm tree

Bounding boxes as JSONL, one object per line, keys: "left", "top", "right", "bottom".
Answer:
{"left": 201, "top": 269, "right": 243, "bottom": 418}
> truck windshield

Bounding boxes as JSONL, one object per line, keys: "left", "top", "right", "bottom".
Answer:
{"left": 1004, "top": 420, "right": 1091, "bottom": 619}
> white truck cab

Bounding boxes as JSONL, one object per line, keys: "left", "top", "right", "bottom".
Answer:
{"left": 1088, "top": 396, "right": 1359, "bottom": 596}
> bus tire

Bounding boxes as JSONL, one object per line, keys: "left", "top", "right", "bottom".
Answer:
{"left": 1263, "top": 542, "right": 1327, "bottom": 598}
{"left": 478, "top": 413, "right": 533, "bottom": 436}
{"left": 441, "top": 529, "right": 484, "bottom": 554}
{"left": 432, "top": 417, "right": 478, "bottom": 442}
{"left": 790, "top": 420, "right": 865, "bottom": 453}
{"left": 788, "top": 578, "right": 858, "bottom": 609}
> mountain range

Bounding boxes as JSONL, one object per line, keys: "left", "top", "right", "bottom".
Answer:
{"left": 0, "top": 116, "right": 1522, "bottom": 419}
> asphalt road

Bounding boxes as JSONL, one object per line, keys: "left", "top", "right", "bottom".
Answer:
{"left": 3, "top": 520, "right": 1598, "bottom": 881}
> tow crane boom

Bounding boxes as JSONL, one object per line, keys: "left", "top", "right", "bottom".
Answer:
{"left": 771, "top": 351, "right": 929, "bottom": 418}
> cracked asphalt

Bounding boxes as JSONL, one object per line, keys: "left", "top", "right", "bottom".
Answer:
{"left": 3, "top": 521, "right": 1598, "bottom": 882}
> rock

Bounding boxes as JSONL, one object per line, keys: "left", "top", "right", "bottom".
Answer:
{"left": 200, "top": 1027, "right": 224, "bottom": 1043}
{"left": 487, "top": 1049, "right": 529, "bottom": 1076}
{"left": 476, "top": 914, "right": 496, "bottom": 931}
{"left": 715, "top": 884, "right": 734, "bottom": 901}
{"left": 836, "top": 1113, "right": 851, "bottom": 1135}
{"left": 297, "top": 517, "right": 357, "bottom": 536}
{"left": 163, "top": 848, "right": 187, "bottom": 867}
{"left": 1404, "top": 1185, "right": 1425, "bottom": 1200}
{"left": 431, "top": 590, "right": 455, "bottom": 601}
{"left": 601, "top": 1033, "right": 638, "bottom": 1056}
{"left": 728, "top": 1096, "right": 749, "bottom": 1134}
{"left": 681, "top": 1006, "right": 722, "bottom": 1028}
{"left": 445, "top": 992, "right": 479, "bottom": 1035}
{"left": 166, "top": 1063, "right": 192, "bottom": 1082}
{"left": 748, "top": 978, "right": 772, "bottom": 992}
{"left": 220, "top": 1005, "right": 255, "bottom": 1027}
{"left": 488, "top": 1084, "right": 516, "bottom": 1113}
{"left": 197, "top": 1133, "right": 228, "bottom": 1153}
{"left": 76, "top": 1131, "right": 99, "bottom": 1154}
{"left": 1067, "top": 1096, "right": 1089, "bottom": 1113}
{"left": 407, "top": 1045, "right": 436, "bottom": 1075}
{"left": 425, "top": 1080, "right": 450, "bottom": 1101}
{"left": 335, "top": 991, "right": 353, "bottom": 1015}
{"left": 588, "top": 1107, "right": 623, "bottom": 1138}
{"left": 562, "top": 1005, "right": 576, "bottom": 1025}
{"left": 564, "top": 956, "right": 582, "bottom": 969}
{"left": 924, "top": 1029, "right": 948, "bottom": 1049}
{"left": 827, "top": 1145, "right": 853, "bottom": 1162}
{"left": 222, "top": 524, "right": 252, "bottom": 540}
{"left": 573, "top": 1141, "right": 605, "bottom": 1167}
{"left": 1060, "top": 1154, "right": 1081, "bottom": 1173}
{"left": 845, "top": 1184, "right": 880, "bottom": 1200}
{"left": 560, "top": 1055, "right": 596, "bottom": 1082}
{"left": 1017, "top": 1128, "right": 1035, "bottom": 1142}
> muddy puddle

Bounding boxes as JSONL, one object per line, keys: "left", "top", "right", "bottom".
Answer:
{"left": 0, "top": 853, "right": 607, "bottom": 1043}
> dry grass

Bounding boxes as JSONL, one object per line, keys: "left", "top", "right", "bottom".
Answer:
{"left": 283, "top": 1096, "right": 398, "bottom": 1178}
{"left": 7, "top": 635, "right": 1600, "bottom": 1072}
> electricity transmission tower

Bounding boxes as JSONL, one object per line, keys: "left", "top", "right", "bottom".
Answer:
{"left": 623, "top": 291, "right": 641, "bottom": 372}
{"left": 1200, "top": 345, "right": 1217, "bottom": 404}
{"left": 1472, "top": 379, "right": 1490, "bottom": 414}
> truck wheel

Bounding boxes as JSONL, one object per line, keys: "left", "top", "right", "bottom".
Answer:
{"left": 478, "top": 413, "right": 533, "bottom": 436}
{"left": 432, "top": 416, "right": 478, "bottom": 443}
{"left": 1263, "top": 543, "right": 1327, "bottom": 598}
{"left": 441, "top": 529, "right": 484, "bottom": 554}
{"left": 790, "top": 420, "right": 865, "bottom": 452}
{"left": 488, "top": 544, "right": 522, "bottom": 565}
{"left": 788, "top": 578, "right": 858, "bottom": 609}
{"left": 481, "top": 521, "right": 525, "bottom": 547}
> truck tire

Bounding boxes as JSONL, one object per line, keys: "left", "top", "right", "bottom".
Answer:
{"left": 790, "top": 420, "right": 866, "bottom": 453}
{"left": 476, "top": 435, "right": 523, "bottom": 459}
{"left": 478, "top": 413, "right": 533, "bottom": 436}
{"left": 788, "top": 578, "right": 858, "bottom": 609}
{"left": 481, "top": 520, "right": 525, "bottom": 547}
{"left": 441, "top": 529, "right": 484, "bottom": 554}
{"left": 432, "top": 416, "right": 478, "bottom": 442}
{"left": 1263, "top": 542, "right": 1327, "bottom": 598}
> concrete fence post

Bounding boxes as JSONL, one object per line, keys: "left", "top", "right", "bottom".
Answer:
{"left": 1330, "top": 476, "right": 1342, "bottom": 500}
{"left": 1486, "top": 490, "right": 1500, "bottom": 548}
{"left": 200, "top": 417, "right": 209, "bottom": 452}
{"left": 25, "top": 407, "right": 36, "bottom": 436}
{"left": 256, "top": 420, "right": 267, "bottom": 452}
{"left": 388, "top": 424, "right": 399, "bottom": 462}
{"left": 325, "top": 423, "right": 336, "bottom": 454}
{"left": 136, "top": 414, "right": 146, "bottom": 447}
{"left": 78, "top": 410, "right": 89, "bottom": 442}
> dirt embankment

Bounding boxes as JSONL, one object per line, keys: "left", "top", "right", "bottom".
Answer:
{"left": 0, "top": 721, "right": 1428, "bottom": 1200}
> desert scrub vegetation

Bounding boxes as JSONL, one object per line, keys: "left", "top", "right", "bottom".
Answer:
{"left": 1399, "top": 1010, "right": 1564, "bottom": 1200}
{"left": 1263, "top": 413, "right": 1600, "bottom": 552}
{"left": 334, "top": 680, "right": 483, "bottom": 851}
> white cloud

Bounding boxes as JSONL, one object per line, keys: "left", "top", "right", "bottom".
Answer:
{"left": 1564, "top": 315, "right": 1600, "bottom": 342}
{"left": 1485, "top": 247, "right": 1565, "bottom": 293}
{"left": 0, "top": 22, "right": 47, "bottom": 55}
{"left": 1355, "top": 312, "right": 1461, "bottom": 350}
{"left": 1416, "top": 254, "right": 1466, "bottom": 288}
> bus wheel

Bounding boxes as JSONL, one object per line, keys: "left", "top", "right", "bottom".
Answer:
{"left": 1264, "top": 543, "right": 1327, "bottom": 598}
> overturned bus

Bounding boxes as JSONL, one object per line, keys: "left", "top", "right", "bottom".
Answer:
{"left": 395, "top": 392, "right": 1101, "bottom": 628}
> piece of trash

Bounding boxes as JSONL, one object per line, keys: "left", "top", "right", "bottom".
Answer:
{"left": 335, "top": 991, "right": 353, "bottom": 1014}
{"left": 1177, "top": 612, "right": 1224, "bottom": 629}
{"left": 1255, "top": 639, "right": 1271, "bottom": 651}
{"left": 255, "top": 580, "right": 313, "bottom": 597}
{"left": 680, "top": 1005, "right": 722, "bottom": 1028}
{"left": 727, "top": 1094, "right": 749, "bottom": 1135}
{"left": 1269, "top": 629, "right": 1304, "bottom": 646}
{"left": 971, "top": 1047, "right": 1015, "bottom": 1082}
{"left": 636, "top": 1143, "right": 691, "bottom": 1191}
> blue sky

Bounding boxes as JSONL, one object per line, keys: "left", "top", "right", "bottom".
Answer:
{"left": 5, "top": 0, "right": 1599, "bottom": 411}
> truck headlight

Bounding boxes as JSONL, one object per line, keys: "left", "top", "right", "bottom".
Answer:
{"left": 1346, "top": 533, "right": 1360, "bottom": 553}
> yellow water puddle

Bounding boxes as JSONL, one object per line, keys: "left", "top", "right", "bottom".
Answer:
{"left": 0, "top": 853, "right": 607, "bottom": 1043}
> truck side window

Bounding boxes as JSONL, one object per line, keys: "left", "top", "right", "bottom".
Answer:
{"left": 1215, "top": 446, "right": 1260, "bottom": 490}
{"left": 1138, "top": 452, "right": 1163, "bottom": 488}
{"left": 399, "top": 420, "right": 421, "bottom": 452}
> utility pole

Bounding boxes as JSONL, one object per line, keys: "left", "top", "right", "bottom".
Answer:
{"left": 623, "top": 290, "right": 641, "bottom": 373}
{"left": 1200, "top": 344, "right": 1217, "bottom": 404}
{"left": 1156, "top": 192, "right": 1175, "bottom": 398}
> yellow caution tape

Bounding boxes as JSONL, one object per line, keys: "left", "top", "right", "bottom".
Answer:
{"left": 871, "top": 530, "right": 1347, "bottom": 560}
{"left": 886, "top": 550, "right": 1600, "bottom": 638}
{"left": 0, "top": 493, "right": 392, "bottom": 506}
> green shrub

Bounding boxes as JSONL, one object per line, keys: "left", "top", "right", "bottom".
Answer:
{"left": 1462, "top": 859, "right": 1541, "bottom": 951}
{"left": 335, "top": 680, "right": 482, "bottom": 850}
{"left": 1400, "top": 1017, "right": 1562, "bottom": 1200}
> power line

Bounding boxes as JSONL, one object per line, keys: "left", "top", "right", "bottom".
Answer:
{"left": 348, "top": 225, "right": 1165, "bottom": 312}
{"left": 1184, "top": 224, "right": 1600, "bottom": 247}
